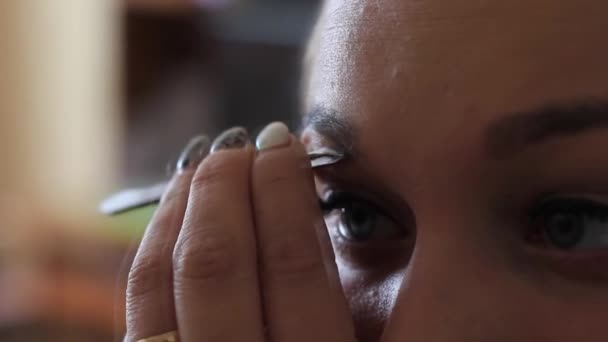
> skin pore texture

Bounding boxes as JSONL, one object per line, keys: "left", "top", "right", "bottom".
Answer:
{"left": 301, "top": 0, "right": 608, "bottom": 341}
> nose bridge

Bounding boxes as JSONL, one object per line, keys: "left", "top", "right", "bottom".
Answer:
{"left": 380, "top": 217, "right": 507, "bottom": 342}
{"left": 375, "top": 135, "right": 515, "bottom": 341}
{"left": 381, "top": 244, "right": 469, "bottom": 341}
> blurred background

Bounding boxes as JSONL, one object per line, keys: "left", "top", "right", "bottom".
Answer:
{"left": 0, "top": 0, "right": 319, "bottom": 340}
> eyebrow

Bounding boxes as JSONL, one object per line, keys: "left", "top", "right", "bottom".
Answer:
{"left": 486, "top": 100, "right": 608, "bottom": 158}
{"left": 302, "top": 101, "right": 608, "bottom": 162}
{"left": 300, "top": 106, "right": 358, "bottom": 158}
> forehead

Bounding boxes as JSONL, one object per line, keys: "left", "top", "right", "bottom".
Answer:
{"left": 306, "top": 0, "right": 608, "bottom": 132}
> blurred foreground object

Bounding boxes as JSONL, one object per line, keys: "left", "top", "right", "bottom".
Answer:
{"left": 127, "top": 0, "right": 237, "bottom": 11}
{"left": 0, "top": 1, "right": 125, "bottom": 340}
{"left": 0, "top": 197, "right": 132, "bottom": 341}
{"left": 0, "top": 0, "right": 122, "bottom": 218}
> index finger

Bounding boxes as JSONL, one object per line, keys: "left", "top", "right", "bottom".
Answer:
{"left": 126, "top": 135, "right": 209, "bottom": 341}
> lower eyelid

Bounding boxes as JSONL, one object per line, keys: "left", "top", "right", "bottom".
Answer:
{"left": 527, "top": 245, "right": 608, "bottom": 260}
{"left": 524, "top": 247, "right": 608, "bottom": 283}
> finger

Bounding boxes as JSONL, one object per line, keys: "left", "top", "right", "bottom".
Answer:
{"left": 173, "top": 128, "right": 265, "bottom": 342}
{"left": 252, "top": 122, "right": 356, "bottom": 342}
{"left": 126, "top": 135, "right": 210, "bottom": 342}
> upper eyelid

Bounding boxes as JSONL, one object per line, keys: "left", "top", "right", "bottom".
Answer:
{"left": 531, "top": 196, "right": 608, "bottom": 215}
{"left": 321, "top": 191, "right": 379, "bottom": 209}
{"left": 317, "top": 186, "right": 410, "bottom": 227}
{"left": 311, "top": 153, "right": 414, "bottom": 225}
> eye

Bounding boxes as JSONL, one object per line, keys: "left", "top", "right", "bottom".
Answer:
{"left": 320, "top": 192, "right": 405, "bottom": 242}
{"left": 529, "top": 197, "right": 608, "bottom": 250}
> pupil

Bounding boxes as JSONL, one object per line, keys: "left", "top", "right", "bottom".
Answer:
{"left": 342, "top": 204, "right": 376, "bottom": 240}
{"left": 545, "top": 213, "right": 584, "bottom": 249}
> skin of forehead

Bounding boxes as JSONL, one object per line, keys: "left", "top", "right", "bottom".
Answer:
{"left": 305, "top": 0, "right": 608, "bottom": 120}
{"left": 303, "top": 0, "right": 608, "bottom": 182}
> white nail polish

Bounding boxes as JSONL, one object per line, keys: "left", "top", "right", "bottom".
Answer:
{"left": 256, "top": 122, "right": 291, "bottom": 151}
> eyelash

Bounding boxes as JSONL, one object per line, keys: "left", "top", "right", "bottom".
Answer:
{"left": 320, "top": 191, "right": 371, "bottom": 213}
{"left": 319, "top": 190, "right": 408, "bottom": 241}
{"left": 319, "top": 191, "right": 395, "bottom": 220}
{"left": 527, "top": 196, "right": 608, "bottom": 250}
{"left": 530, "top": 197, "right": 608, "bottom": 219}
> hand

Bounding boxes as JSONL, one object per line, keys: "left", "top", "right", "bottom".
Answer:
{"left": 125, "top": 124, "right": 357, "bottom": 341}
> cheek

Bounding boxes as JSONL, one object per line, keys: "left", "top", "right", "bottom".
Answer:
{"left": 337, "top": 263, "right": 404, "bottom": 342}
{"left": 383, "top": 243, "right": 608, "bottom": 341}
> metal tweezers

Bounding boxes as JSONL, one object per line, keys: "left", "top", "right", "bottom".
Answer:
{"left": 100, "top": 150, "right": 344, "bottom": 216}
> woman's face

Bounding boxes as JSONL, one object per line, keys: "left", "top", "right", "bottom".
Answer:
{"left": 302, "top": 0, "right": 608, "bottom": 341}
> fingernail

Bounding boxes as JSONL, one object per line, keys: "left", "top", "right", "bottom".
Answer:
{"left": 210, "top": 126, "right": 249, "bottom": 153}
{"left": 177, "top": 135, "right": 211, "bottom": 172}
{"left": 255, "top": 122, "right": 291, "bottom": 151}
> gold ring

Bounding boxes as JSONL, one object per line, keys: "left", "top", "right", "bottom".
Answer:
{"left": 136, "top": 331, "right": 179, "bottom": 342}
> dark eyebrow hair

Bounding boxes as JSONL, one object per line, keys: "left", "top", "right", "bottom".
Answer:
{"left": 299, "top": 106, "right": 358, "bottom": 157}
{"left": 486, "top": 100, "right": 608, "bottom": 158}
{"left": 302, "top": 101, "right": 608, "bottom": 161}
